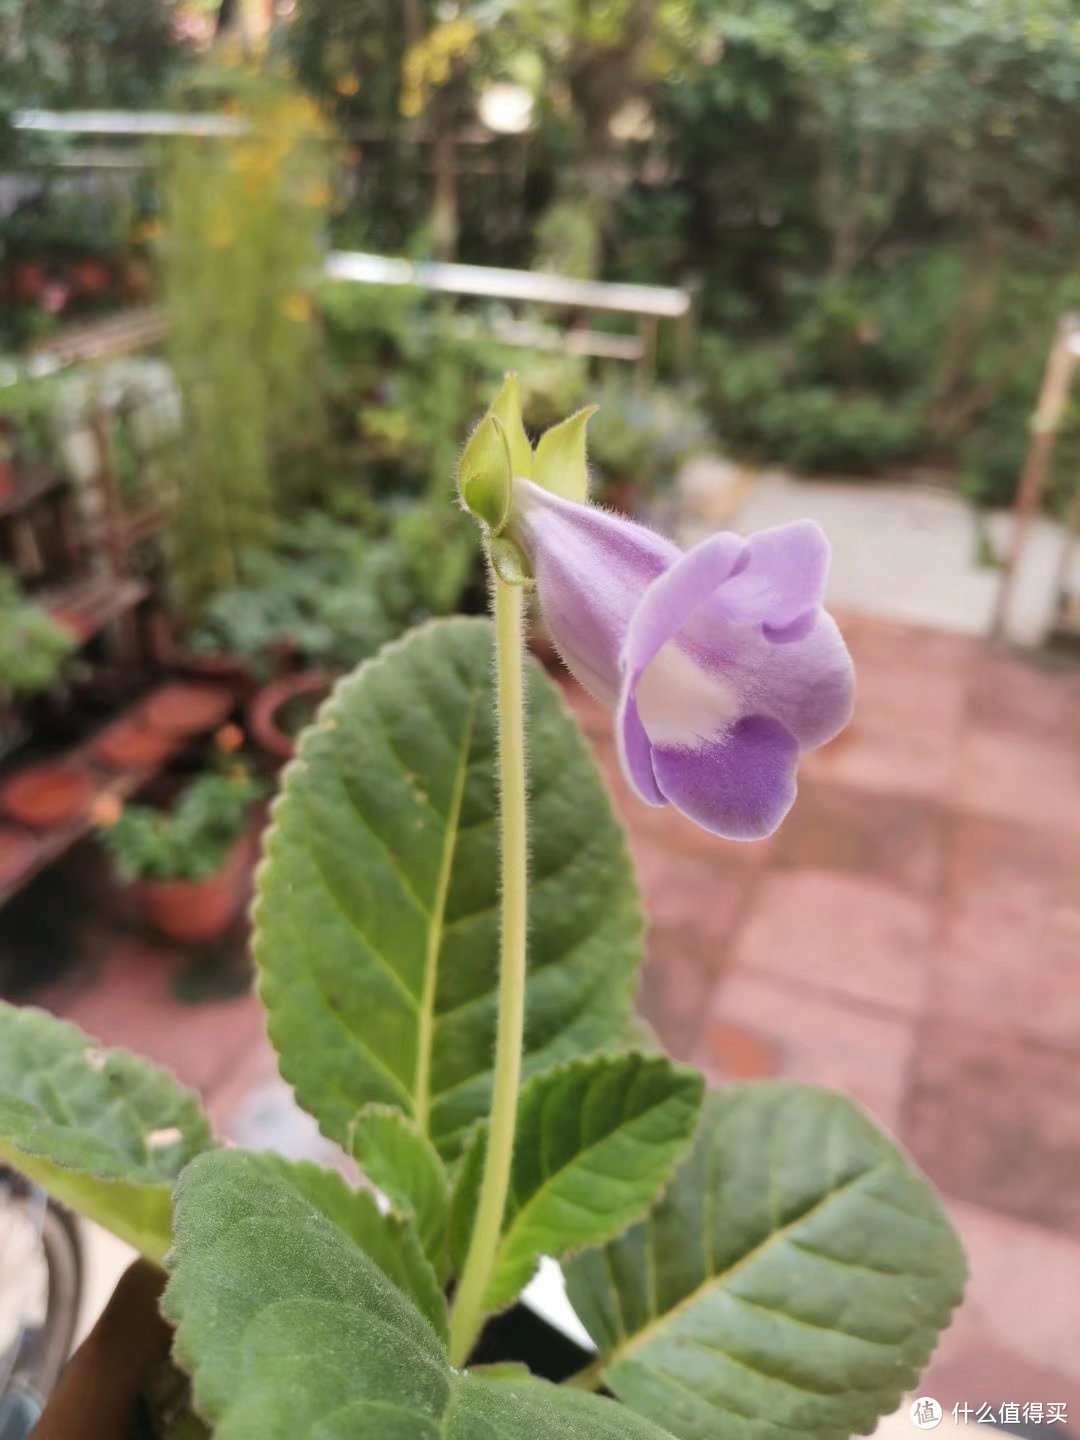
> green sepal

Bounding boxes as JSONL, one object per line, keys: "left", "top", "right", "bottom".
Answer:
{"left": 459, "top": 414, "right": 513, "bottom": 532}
{"left": 532, "top": 406, "right": 597, "bottom": 503}
{"left": 487, "top": 373, "right": 533, "bottom": 480}
{"left": 488, "top": 535, "right": 534, "bottom": 587}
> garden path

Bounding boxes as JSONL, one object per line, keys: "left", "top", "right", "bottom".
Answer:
{"left": 677, "top": 457, "right": 1080, "bottom": 647}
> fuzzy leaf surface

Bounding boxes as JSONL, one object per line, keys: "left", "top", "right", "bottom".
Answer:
{"left": 0, "top": 1002, "right": 211, "bottom": 1260}
{"left": 350, "top": 1103, "right": 450, "bottom": 1276}
{"left": 451, "top": 1054, "right": 704, "bottom": 1310}
{"left": 255, "top": 617, "right": 643, "bottom": 1162}
{"left": 566, "top": 1082, "right": 967, "bottom": 1440}
{"left": 164, "top": 1148, "right": 677, "bottom": 1440}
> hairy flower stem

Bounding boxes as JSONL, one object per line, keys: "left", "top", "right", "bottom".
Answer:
{"left": 448, "top": 578, "right": 528, "bottom": 1367}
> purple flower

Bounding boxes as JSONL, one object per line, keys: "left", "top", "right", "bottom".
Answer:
{"left": 512, "top": 481, "right": 854, "bottom": 840}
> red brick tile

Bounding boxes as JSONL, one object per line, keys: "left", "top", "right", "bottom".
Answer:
{"left": 946, "top": 1197, "right": 1080, "bottom": 1388}
{"left": 36, "top": 931, "right": 265, "bottom": 1104}
{"left": 775, "top": 780, "right": 945, "bottom": 897}
{"left": 903, "top": 1021, "right": 1080, "bottom": 1240}
{"left": 932, "top": 816, "right": 1080, "bottom": 1049}
{"left": 967, "top": 647, "right": 1080, "bottom": 748}
{"left": 696, "top": 969, "right": 916, "bottom": 1132}
{"left": 732, "top": 869, "right": 934, "bottom": 1016}
{"left": 634, "top": 849, "right": 752, "bottom": 1060}
{"left": 954, "top": 723, "right": 1080, "bottom": 837}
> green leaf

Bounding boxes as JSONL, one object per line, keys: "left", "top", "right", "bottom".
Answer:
{"left": 458, "top": 414, "right": 512, "bottom": 532}
{"left": 487, "top": 372, "right": 533, "bottom": 481}
{"left": 488, "top": 534, "right": 533, "bottom": 587}
{"left": 566, "top": 1082, "right": 967, "bottom": 1440}
{"left": 351, "top": 1103, "right": 450, "bottom": 1278}
{"left": 165, "top": 1148, "right": 676, "bottom": 1440}
{"left": 532, "top": 406, "right": 597, "bottom": 503}
{"left": 214, "top": 1152, "right": 447, "bottom": 1339}
{"left": 255, "top": 617, "right": 643, "bottom": 1163}
{"left": 451, "top": 1054, "right": 704, "bottom": 1311}
{"left": 0, "top": 1002, "right": 212, "bottom": 1261}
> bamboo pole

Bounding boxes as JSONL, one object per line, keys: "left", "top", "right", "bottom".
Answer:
{"left": 991, "top": 314, "right": 1080, "bottom": 639}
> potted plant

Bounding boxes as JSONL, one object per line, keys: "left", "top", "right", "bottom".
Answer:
{"left": 8, "top": 380, "right": 963, "bottom": 1440}
{"left": 96, "top": 766, "right": 263, "bottom": 945}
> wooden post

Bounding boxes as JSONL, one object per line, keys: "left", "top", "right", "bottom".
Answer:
{"left": 676, "top": 274, "right": 702, "bottom": 377}
{"left": 1050, "top": 470, "right": 1080, "bottom": 636}
{"left": 637, "top": 315, "right": 657, "bottom": 389}
{"left": 991, "top": 314, "right": 1079, "bottom": 640}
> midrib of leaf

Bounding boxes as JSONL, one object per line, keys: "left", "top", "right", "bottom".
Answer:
{"left": 498, "top": 1085, "right": 687, "bottom": 1273}
{"left": 414, "top": 694, "right": 478, "bottom": 1135}
{"left": 600, "top": 1157, "right": 892, "bottom": 1373}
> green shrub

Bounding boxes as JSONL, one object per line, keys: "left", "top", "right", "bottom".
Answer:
{"left": 701, "top": 335, "right": 923, "bottom": 473}
{"left": 187, "top": 504, "right": 478, "bottom": 678}
{"left": 588, "top": 381, "right": 711, "bottom": 492}
{"left": 0, "top": 569, "right": 75, "bottom": 696}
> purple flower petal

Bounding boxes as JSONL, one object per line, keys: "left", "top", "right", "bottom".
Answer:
{"left": 513, "top": 480, "right": 678, "bottom": 704}
{"left": 650, "top": 716, "right": 800, "bottom": 839}
{"left": 740, "top": 611, "right": 855, "bottom": 749}
{"left": 721, "top": 519, "right": 830, "bottom": 629}
{"left": 508, "top": 475, "right": 854, "bottom": 843}
{"left": 617, "top": 689, "right": 665, "bottom": 806}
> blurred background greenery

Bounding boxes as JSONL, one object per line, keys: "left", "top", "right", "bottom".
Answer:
{"left": 2, "top": 0, "right": 1080, "bottom": 685}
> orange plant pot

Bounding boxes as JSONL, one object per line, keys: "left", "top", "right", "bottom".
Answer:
{"left": 133, "top": 839, "right": 249, "bottom": 946}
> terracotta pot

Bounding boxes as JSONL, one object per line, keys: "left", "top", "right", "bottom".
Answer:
{"left": 13, "top": 261, "right": 46, "bottom": 301}
{"left": 0, "top": 822, "right": 38, "bottom": 890}
{"left": 71, "top": 258, "right": 111, "bottom": 296}
{"left": 132, "top": 837, "right": 249, "bottom": 945}
{"left": 247, "top": 669, "right": 329, "bottom": 762}
{"left": 0, "top": 761, "right": 95, "bottom": 829}
{"left": 90, "top": 718, "right": 177, "bottom": 773}
{"left": 0, "top": 453, "right": 12, "bottom": 503}
{"left": 141, "top": 683, "right": 234, "bottom": 738}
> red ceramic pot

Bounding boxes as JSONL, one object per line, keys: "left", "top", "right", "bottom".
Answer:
{"left": 0, "top": 762, "right": 95, "bottom": 830}
{"left": 0, "top": 823, "right": 38, "bottom": 891}
{"left": 247, "top": 669, "right": 329, "bottom": 763}
{"left": 133, "top": 838, "right": 249, "bottom": 945}
{"left": 90, "top": 718, "right": 177, "bottom": 773}
{"left": 141, "top": 683, "right": 234, "bottom": 738}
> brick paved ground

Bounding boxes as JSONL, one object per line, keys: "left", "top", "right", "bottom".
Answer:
{"left": 20, "top": 613, "right": 1080, "bottom": 1420}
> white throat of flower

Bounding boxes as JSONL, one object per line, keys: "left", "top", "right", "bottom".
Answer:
{"left": 634, "top": 640, "right": 739, "bottom": 748}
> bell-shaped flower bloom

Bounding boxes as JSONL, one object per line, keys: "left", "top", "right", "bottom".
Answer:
{"left": 511, "top": 480, "right": 854, "bottom": 840}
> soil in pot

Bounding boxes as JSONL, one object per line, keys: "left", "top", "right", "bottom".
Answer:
{"left": 134, "top": 839, "right": 248, "bottom": 946}
{"left": 90, "top": 719, "right": 178, "bottom": 773}
{"left": 141, "top": 684, "right": 233, "bottom": 738}
{"left": 0, "top": 762, "right": 95, "bottom": 830}
{"left": 0, "top": 823, "right": 37, "bottom": 890}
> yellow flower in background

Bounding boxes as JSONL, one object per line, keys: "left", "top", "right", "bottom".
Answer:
{"left": 210, "top": 212, "right": 236, "bottom": 248}
{"left": 92, "top": 793, "right": 124, "bottom": 828}
{"left": 282, "top": 292, "right": 313, "bottom": 323}
{"left": 335, "top": 72, "right": 361, "bottom": 97}
{"left": 303, "top": 180, "right": 333, "bottom": 208}
{"left": 133, "top": 218, "right": 164, "bottom": 242}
